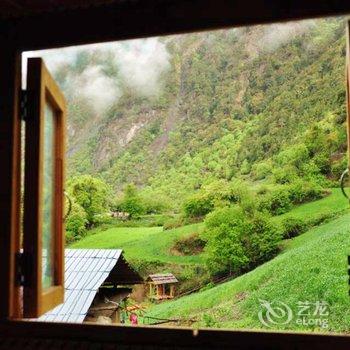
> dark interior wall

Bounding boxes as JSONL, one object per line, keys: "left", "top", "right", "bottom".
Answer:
{"left": 0, "top": 42, "right": 21, "bottom": 321}
{"left": 1, "top": 0, "right": 350, "bottom": 52}
{"left": 1, "top": 320, "right": 350, "bottom": 349}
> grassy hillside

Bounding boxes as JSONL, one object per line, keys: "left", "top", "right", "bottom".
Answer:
{"left": 70, "top": 189, "right": 346, "bottom": 263}
{"left": 145, "top": 210, "right": 350, "bottom": 333}
{"left": 70, "top": 223, "right": 205, "bottom": 265}
{"left": 272, "top": 188, "right": 347, "bottom": 226}
{"left": 70, "top": 189, "right": 348, "bottom": 302}
{"left": 70, "top": 222, "right": 207, "bottom": 293}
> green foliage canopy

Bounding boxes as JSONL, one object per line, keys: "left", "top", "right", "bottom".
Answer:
{"left": 67, "top": 175, "right": 112, "bottom": 227}
{"left": 202, "top": 205, "right": 280, "bottom": 277}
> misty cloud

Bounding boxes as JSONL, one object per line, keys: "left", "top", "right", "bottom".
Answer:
{"left": 67, "top": 66, "right": 121, "bottom": 114}
{"left": 22, "top": 38, "right": 171, "bottom": 114}
{"left": 22, "top": 48, "right": 78, "bottom": 87}
{"left": 259, "top": 20, "right": 316, "bottom": 52}
{"left": 115, "top": 38, "right": 171, "bottom": 96}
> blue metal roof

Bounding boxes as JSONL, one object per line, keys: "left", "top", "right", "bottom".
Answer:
{"left": 38, "top": 249, "right": 123, "bottom": 323}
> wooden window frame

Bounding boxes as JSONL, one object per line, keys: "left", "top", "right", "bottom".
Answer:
{"left": 23, "top": 58, "right": 66, "bottom": 318}
{"left": 347, "top": 22, "right": 350, "bottom": 169}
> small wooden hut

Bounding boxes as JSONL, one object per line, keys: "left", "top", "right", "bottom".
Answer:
{"left": 147, "top": 273, "right": 178, "bottom": 300}
{"left": 38, "top": 249, "right": 143, "bottom": 324}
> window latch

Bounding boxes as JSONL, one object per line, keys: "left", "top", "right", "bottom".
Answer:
{"left": 16, "top": 251, "right": 32, "bottom": 287}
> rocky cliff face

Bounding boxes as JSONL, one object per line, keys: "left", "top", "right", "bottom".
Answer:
{"left": 47, "top": 17, "right": 345, "bottom": 199}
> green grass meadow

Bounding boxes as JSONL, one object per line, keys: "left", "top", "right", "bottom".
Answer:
{"left": 70, "top": 222, "right": 205, "bottom": 264}
{"left": 70, "top": 189, "right": 350, "bottom": 332}
{"left": 146, "top": 205, "right": 350, "bottom": 332}
{"left": 272, "top": 188, "right": 348, "bottom": 226}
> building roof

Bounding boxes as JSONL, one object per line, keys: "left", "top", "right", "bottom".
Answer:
{"left": 38, "top": 249, "right": 142, "bottom": 323}
{"left": 147, "top": 273, "right": 178, "bottom": 285}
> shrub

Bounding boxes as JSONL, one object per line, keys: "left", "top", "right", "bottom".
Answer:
{"left": 272, "top": 165, "right": 298, "bottom": 184}
{"left": 107, "top": 214, "right": 174, "bottom": 228}
{"left": 287, "top": 180, "right": 323, "bottom": 204}
{"left": 172, "top": 233, "right": 205, "bottom": 255}
{"left": 93, "top": 212, "right": 114, "bottom": 225}
{"left": 256, "top": 185, "right": 269, "bottom": 195}
{"left": 300, "top": 161, "right": 321, "bottom": 179}
{"left": 141, "top": 194, "right": 169, "bottom": 214}
{"left": 65, "top": 200, "right": 88, "bottom": 243}
{"left": 252, "top": 160, "right": 273, "bottom": 180}
{"left": 281, "top": 217, "right": 307, "bottom": 239}
{"left": 313, "top": 153, "right": 331, "bottom": 175}
{"left": 183, "top": 192, "right": 214, "bottom": 218}
{"left": 203, "top": 206, "right": 249, "bottom": 276}
{"left": 182, "top": 180, "right": 253, "bottom": 219}
{"left": 163, "top": 217, "right": 185, "bottom": 230}
{"left": 243, "top": 212, "right": 281, "bottom": 265}
{"left": 119, "top": 196, "right": 144, "bottom": 218}
{"left": 151, "top": 214, "right": 175, "bottom": 227}
{"left": 205, "top": 180, "right": 236, "bottom": 204}
{"left": 67, "top": 175, "right": 112, "bottom": 227}
{"left": 240, "top": 159, "right": 251, "bottom": 175}
{"left": 200, "top": 282, "right": 215, "bottom": 292}
{"left": 276, "top": 144, "right": 310, "bottom": 169}
{"left": 118, "top": 184, "right": 145, "bottom": 218}
{"left": 307, "top": 211, "right": 337, "bottom": 227}
{"left": 331, "top": 156, "right": 347, "bottom": 179}
{"left": 228, "top": 180, "right": 252, "bottom": 204}
{"left": 203, "top": 206, "right": 280, "bottom": 276}
{"left": 258, "top": 188, "right": 292, "bottom": 215}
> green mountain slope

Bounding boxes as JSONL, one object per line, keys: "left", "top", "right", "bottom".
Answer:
{"left": 58, "top": 18, "right": 347, "bottom": 212}
{"left": 145, "top": 210, "right": 350, "bottom": 332}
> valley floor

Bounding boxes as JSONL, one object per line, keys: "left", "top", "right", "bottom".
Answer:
{"left": 71, "top": 189, "right": 350, "bottom": 333}
{"left": 146, "top": 210, "right": 350, "bottom": 333}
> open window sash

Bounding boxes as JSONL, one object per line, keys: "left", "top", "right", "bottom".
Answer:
{"left": 23, "top": 58, "right": 66, "bottom": 318}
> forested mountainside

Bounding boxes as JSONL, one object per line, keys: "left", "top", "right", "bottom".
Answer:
{"left": 55, "top": 18, "right": 346, "bottom": 210}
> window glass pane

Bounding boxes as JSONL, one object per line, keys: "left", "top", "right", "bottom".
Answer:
{"left": 42, "top": 102, "right": 55, "bottom": 289}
